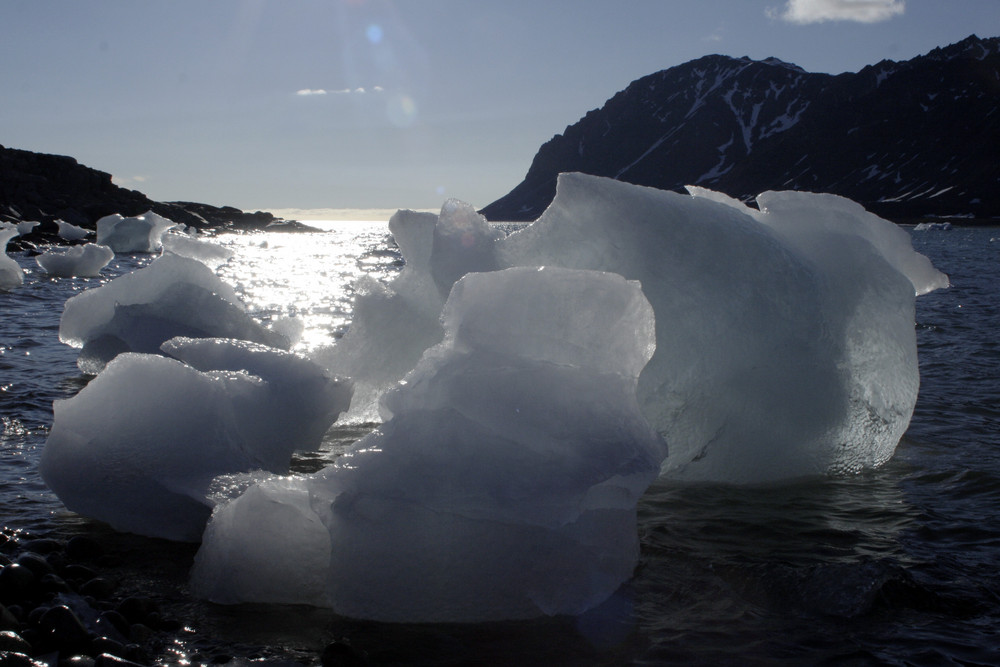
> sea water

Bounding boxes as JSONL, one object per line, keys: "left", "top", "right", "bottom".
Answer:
{"left": 1, "top": 222, "right": 998, "bottom": 665}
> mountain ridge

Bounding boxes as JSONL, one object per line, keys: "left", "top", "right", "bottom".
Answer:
{"left": 481, "top": 35, "right": 1000, "bottom": 222}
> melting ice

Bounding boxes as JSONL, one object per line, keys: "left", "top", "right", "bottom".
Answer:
{"left": 38, "top": 173, "right": 948, "bottom": 621}
{"left": 36, "top": 243, "right": 114, "bottom": 277}
{"left": 59, "top": 252, "right": 289, "bottom": 374}
{"left": 39, "top": 337, "right": 352, "bottom": 542}
{"left": 193, "top": 266, "right": 665, "bottom": 621}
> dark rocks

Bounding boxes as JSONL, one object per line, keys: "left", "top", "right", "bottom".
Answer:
{"left": 1, "top": 144, "right": 298, "bottom": 251}
{"left": 78, "top": 577, "right": 115, "bottom": 601}
{"left": 0, "top": 564, "right": 36, "bottom": 604}
{"left": 0, "top": 650, "right": 44, "bottom": 667}
{"left": 0, "top": 532, "right": 168, "bottom": 667}
{"left": 38, "top": 605, "right": 91, "bottom": 653}
{"left": 321, "top": 639, "right": 370, "bottom": 666}
{"left": 65, "top": 537, "right": 105, "bottom": 563}
{"left": 0, "top": 629, "right": 32, "bottom": 654}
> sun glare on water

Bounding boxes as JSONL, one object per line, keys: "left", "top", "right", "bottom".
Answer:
{"left": 215, "top": 221, "right": 401, "bottom": 353}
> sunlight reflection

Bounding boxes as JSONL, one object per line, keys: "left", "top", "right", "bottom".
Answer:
{"left": 215, "top": 221, "right": 400, "bottom": 354}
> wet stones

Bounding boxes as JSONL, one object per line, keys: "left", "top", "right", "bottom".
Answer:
{"left": 0, "top": 530, "right": 173, "bottom": 667}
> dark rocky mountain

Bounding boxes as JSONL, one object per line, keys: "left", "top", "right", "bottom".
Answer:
{"left": 1, "top": 144, "right": 285, "bottom": 245}
{"left": 481, "top": 35, "right": 1000, "bottom": 222}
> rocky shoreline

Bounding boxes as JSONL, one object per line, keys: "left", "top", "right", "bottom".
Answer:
{"left": 1, "top": 145, "right": 317, "bottom": 253}
{"left": 0, "top": 527, "right": 368, "bottom": 666}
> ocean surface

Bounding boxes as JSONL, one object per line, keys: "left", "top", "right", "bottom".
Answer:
{"left": 2, "top": 222, "right": 999, "bottom": 666}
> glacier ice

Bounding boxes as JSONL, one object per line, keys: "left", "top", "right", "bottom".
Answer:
{"left": 39, "top": 337, "right": 352, "bottom": 542}
{"left": 193, "top": 266, "right": 666, "bottom": 621}
{"left": 0, "top": 225, "right": 24, "bottom": 290}
{"left": 35, "top": 243, "right": 114, "bottom": 277}
{"left": 59, "top": 252, "right": 288, "bottom": 373}
{"left": 96, "top": 211, "right": 179, "bottom": 253}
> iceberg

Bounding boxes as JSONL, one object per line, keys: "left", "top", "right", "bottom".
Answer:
{"left": 499, "top": 174, "right": 945, "bottom": 482}
{"left": 0, "top": 224, "right": 24, "bottom": 290}
{"left": 55, "top": 219, "right": 91, "bottom": 241}
{"left": 193, "top": 266, "right": 665, "bottom": 621}
{"left": 39, "top": 337, "right": 352, "bottom": 542}
{"left": 320, "top": 174, "right": 945, "bottom": 483}
{"left": 35, "top": 243, "right": 114, "bottom": 277}
{"left": 96, "top": 211, "right": 179, "bottom": 253}
{"left": 59, "top": 252, "right": 289, "bottom": 373}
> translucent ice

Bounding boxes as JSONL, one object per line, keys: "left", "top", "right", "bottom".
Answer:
{"left": 0, "top": 225, "right": 24, "bottom": 290}
{"left": 312, "top": 208, "right": 452, "bottom": 421}
{"left": 96, "top": 211, "right": 179, "bottom": 253}
{"left": 40, "top": 338, "right": 352, "bottom": 542}
{"left": 499, "top": 173, "right": 944, "bottom": 482}
{"left": 686, "top": 186, "right": 949, "bottom": 295}
{"left": 161, "top": 231, "right": 234, "bottom": 269}
{"left": 193, "top": 266, "right": 666, "bottom": 621}
{"left": 56, "top": 220, "right": 91, "bottom": 241}
{"left": 35, "top": 243, "right": 114, "bottom": 277}
{"left": 60, "top": 253, "right": 288, "bottom": 373}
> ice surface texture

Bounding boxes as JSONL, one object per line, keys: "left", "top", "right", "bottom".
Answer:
{"left": 36, "top": 243, "right": 114, "bottom": 277}
{"left": 312, "top": 204, "right": 503, "bottom": 422}
{"left": 501, "top": 174, "right": 946, "bottom": 482}
{"left": 55, "top": 220, "right": 91, "bottom": 241}
{"left": 194, "top": 266, "right": 666, "bottom": 621}
{"left": 96, "top": 211, "right": 178, "bottom": 253}
{"left": 39, "top": 337, "right": 352, "bottom": 542}
{"left": 59, "top": 253, "right": 288, "bottom": 373}
{"left": 161, "top": 230, "right": 235, "bottom": 269}
{"left": 323, "top": 173, "right": 945, "bottom": 483}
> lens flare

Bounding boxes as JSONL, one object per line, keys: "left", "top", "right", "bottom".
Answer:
{"left": 386, "top": 93, "right": 418, "bottom": 127}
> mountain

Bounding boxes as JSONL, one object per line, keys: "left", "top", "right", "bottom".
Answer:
{"left": 0, "top": 143, "right": 281, "bottom": 236}
{"left": 481, "top": 35, "right": 1000, "bottom": 222}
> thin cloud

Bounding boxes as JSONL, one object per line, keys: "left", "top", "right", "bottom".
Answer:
{"left": 112, "top": 175, "right": 148, "bottom": 187}
{"left": 767, "top": 0, "right": 905, "bottom": 24}
{"left": 296, "top": 86, "right": 386, "bottom": 97}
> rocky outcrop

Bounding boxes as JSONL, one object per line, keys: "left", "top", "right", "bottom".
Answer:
{"left": 481, "top": 35, "right": 1000, "bottom": 222}
{"left": 0, "top": 144, "right": 287, "bottom": 247}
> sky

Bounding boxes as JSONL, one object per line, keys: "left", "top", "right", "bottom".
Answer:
{"left": 2, "top": 0, "right": 997, "bottom": 217}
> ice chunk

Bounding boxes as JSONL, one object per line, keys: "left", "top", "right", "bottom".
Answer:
{"left": 499, "top": 173, "right": 936, "bottom": 483}
{"left": 313, "top": 202, "right": 508, "bottom": 422}
{"left": 96, "top": 211, "right": 179, "bottom": 253}
{"left": 35, "top": 243, "right": 114, "bottom": 277}
{"left": 161, "top": 231, "right": 234, "bottom": 269}
{"left": 56, "top": 220, "right": 91, "bottom": 241}
{"left": 16, "top": 220, "right": 40, "bottom": 236}
{"left": 162, "top": 336, "right": 353, "bottom": 465}
{"left": 193, "top": 266, "right": 666, "bottom": 621}
{"left": 0, "top": 225, "right": 24, "bottom": 290}
{"left": 59, "top": 253, "right": 288, "bottom": 373}
{"left": 312, "top": 208, "right": 450, "bottom": 422}
{"left": 40, "top": 340, "right": 352, "bottom": 542}
{"left": 429, "top": 199, "right": 504, "bottom": 296}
